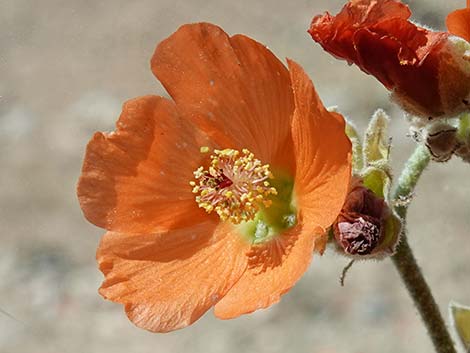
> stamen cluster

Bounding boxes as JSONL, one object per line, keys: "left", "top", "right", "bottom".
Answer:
{"left": 190, "top": 148, "right": 277, "bottom": 224}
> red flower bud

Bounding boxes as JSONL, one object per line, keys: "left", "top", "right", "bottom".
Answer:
{"left": 333, "top": 178, "right": 389, "bottom": 256}
{"left": 309, "top": 0, "right": 470, "bottom": 119}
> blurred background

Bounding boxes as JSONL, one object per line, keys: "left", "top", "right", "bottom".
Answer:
{"left": 1, "top": 0, "right": 469, "bottom": 352}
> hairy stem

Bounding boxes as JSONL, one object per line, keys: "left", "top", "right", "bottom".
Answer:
{"left": 392, "top": 145, "right": 456, "bottom": 353}
{"left": 393, "top": 145, "right": 431, "bottom": 219}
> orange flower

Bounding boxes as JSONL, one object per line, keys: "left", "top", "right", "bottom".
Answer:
{"left": 77, "top": 23, "right": 351, "bottom": 332}
{"left": 309, "top": 0, "right": 470, "bottom": 119}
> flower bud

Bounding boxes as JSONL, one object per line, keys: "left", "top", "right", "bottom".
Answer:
{"left": 423, "top": 122, "right": 460, "bottom": 162}
{"left": 310, "top": 1, "right": 470, "bottom": 120}
{"left": 333, "top": 178, "right": 390, "bottom": 257}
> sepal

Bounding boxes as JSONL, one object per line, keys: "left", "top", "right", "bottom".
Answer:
{"left": 363, "top": 109, "right": 391, "bottom": 168}
{"left": 345, "top": 119, "right": 364, "bottom": 173}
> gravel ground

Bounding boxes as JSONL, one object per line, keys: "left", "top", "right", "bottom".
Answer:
{"left": 1, "top": 1, "right": 469, "bottom": 352}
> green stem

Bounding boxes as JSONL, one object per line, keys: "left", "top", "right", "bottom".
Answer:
{"left": 392, "top": 145, "right": 456, "bottom": 353}
{"left": 393, "top": 145, "right": 430, "bottom": 219}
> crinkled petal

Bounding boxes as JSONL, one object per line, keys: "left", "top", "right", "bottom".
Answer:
{"left": 288, "top": 59, "right": 351, "bottom": 240}
{"left": 97, "top": 221, "right": 250, "bottom": 332}
{"left": 151, "top": 23, "right": 295, "bottom": 172}
{"left": 77, "top": 95, "right": 214, "bottom": 234}
{"left": 309, "top": 0, "right": 411, "bottom": 64}
{"left": 214, "top": 223, "right": 320, "bottom": 319}
{"left": 353, "top": 27, "right": 446, "bottom": 116}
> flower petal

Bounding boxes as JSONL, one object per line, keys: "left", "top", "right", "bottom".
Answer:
{"left": 353, "top": 26, "right": 447, "bottom": 116}
{"left": 77, "top": 95, "right": 213, "bottom": 234}
{"left": 309, "top": 0, "right": 412, "bottom": 65}
{"left": 97, "top": 221, "right": 249, "bottom": 332}
{"left": 288, "top": 59, "right": 351, "bottom": 236}
{"left": 447, "top": 8, "right": 470, "bottom": 43}
{"left": 151, "top": 23, "right": 295, "bottom": 172}
{"left": 214, "top": 223, "right": 319, "bottom": 319}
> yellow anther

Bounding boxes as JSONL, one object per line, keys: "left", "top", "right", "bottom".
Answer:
{"left": 190, "top": 148, "right": 277, "bottom": 224}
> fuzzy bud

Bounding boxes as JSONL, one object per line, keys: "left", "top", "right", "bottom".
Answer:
{"left": 423, "top": 122, "right": 460, "bottom": 162}
{"left": 333, "top": 178, "right": 389, "bottom": 257}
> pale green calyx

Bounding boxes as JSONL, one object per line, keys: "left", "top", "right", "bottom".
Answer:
{"left": 363, "top": 109, "right": 391, "bottom": 170}
{"left": 344, "top": 119, "right": 364, "bottom": 174}
{"left": 362, "top": 109, "right": 393, "bottom": 204}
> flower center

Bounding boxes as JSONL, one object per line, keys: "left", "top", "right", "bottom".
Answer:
{"left": 190, "top": 148, "right": 277, "bottom": 224}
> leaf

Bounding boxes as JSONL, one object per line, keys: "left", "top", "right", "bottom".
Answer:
{"left": 449, "top": 301, "right": 470, "bottom": 351}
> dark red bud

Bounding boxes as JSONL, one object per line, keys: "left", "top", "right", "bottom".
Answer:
{"left": 333, "top": 178, "right": 389, "bottom": 256}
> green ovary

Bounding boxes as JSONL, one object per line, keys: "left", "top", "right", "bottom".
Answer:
{"left": 238, "top": 171, "right": 297, "bottom": 244}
